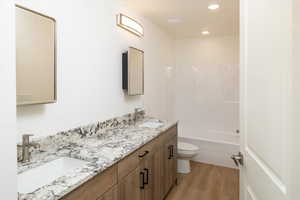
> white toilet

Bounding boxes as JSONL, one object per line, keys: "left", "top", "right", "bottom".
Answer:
{"left": 177, "top": 142, "right": 199, "bottom": 174}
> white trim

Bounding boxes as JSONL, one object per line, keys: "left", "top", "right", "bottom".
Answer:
{"left": 246, "top": 186, "right": 258, "bottom": 200}
{"left": 240, "top": 0, "right": 248, "bottom": 199}
{"left": 179, "top": 135, "right": 240, "bottom": 146}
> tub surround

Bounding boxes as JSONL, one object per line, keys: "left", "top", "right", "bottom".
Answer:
{"left": 17, "top": 112, "right": 177, "bottom": 200}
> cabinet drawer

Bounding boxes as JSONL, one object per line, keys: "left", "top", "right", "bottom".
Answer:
{"left": 118, "top": 138, "right": 158, "bottom": 180}
{"left": 138, "top": 136, "right": 159, "bottom": 157}
{"left": 61, "top": 165, "right": 117, "bottom": 200}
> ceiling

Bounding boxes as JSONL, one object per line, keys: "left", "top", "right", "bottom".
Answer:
{"left": 121, "top": 0, "right": 239, "bottom": 38}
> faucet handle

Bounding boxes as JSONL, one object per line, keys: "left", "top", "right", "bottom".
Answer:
{"left": 22, "top": 134, "right": 34, "bottom": 144}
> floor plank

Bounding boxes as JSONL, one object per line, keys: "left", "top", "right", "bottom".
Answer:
{"left": 166, "top": 162, "right": 239, "bottom": 200}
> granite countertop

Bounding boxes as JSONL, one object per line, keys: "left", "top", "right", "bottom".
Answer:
{"left": 18, "top": 114, "right": 177, "bottom": 200}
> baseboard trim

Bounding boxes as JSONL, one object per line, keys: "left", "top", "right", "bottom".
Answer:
{"left": 178, "top": 136, "right": 240, "bottom": 169}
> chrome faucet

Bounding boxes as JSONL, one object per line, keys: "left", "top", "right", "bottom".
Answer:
{"left": 18, "top": 134, "right": 40, "bottom": 163}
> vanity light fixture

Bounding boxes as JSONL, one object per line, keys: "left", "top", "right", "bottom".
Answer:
{"left": 117, "top": 13, "right": 144, "bottom": 37}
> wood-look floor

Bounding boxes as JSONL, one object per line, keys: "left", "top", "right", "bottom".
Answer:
{"left": 166, "top": 162, "right": 239, "bottom": 200}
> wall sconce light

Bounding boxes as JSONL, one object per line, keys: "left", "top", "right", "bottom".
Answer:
{"left": 117, "top": 13, "right": 144, "bottom": 37}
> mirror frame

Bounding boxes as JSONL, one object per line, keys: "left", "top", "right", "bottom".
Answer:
{"left": 16, "top": 4, "right": 57, "bottom": 106}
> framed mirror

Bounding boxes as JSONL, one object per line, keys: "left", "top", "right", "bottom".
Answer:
{"left": 122, "top": 47, "right": 144, "bottom": 96}
{"left": 16, "top": 5, "right": 56, "bottom": 106}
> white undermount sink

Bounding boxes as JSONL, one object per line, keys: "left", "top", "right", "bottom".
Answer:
{"left": 139, "top": 121, "right": 164, "bottom": 129}
{"left": 18, "top": 157, "right": 89, "bottom": 194}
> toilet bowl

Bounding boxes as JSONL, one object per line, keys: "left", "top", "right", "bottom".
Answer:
{"left": 177, "top": 142, "right": 199, "bottom": 174}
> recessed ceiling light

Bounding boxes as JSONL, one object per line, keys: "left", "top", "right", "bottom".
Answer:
{"left": 208, "top": 3, "right": 220, "bottom": 10}
{"left": 202, "top": 31, "right": 210, "bottom": 35}
{"left": 167, "top": 18, "right": 182, "bottom": 24}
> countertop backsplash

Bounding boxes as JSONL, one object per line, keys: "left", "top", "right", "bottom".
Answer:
{"left": 17, "top": 111, "right": 144, "bottom": 161}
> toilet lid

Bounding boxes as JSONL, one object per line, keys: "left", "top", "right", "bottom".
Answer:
{"left": 178, "top": 142, "right": 199, "bottom": 151}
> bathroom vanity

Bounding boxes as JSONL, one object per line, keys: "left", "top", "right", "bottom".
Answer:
{"left": 61, "top": 125, "right": 177, "bottom": 200}
{"left": 18, "top": 114, "right": 178, "bottom": 200}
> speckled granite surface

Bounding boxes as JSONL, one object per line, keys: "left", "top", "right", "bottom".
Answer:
{"left": 18, "top": 113, "right": 177, "bottom": 200}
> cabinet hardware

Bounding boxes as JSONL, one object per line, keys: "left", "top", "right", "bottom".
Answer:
{"left": 139, "top": 150, "right": 149, "bottom": 158}
{"left": 140, "top": 171, "right": 145, "bottom": 189}
{"left": 170, "top": 145, "right": 174, "bottom": 158}
{"left": 144, "top": 168, "right": 149, "bottom": 185}
{"left": 168, "top": 146, "right": 172, "bottom": 159}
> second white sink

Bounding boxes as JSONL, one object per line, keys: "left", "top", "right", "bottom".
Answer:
{"left": 18, "top": 157, "right": 89, "bottom": 194}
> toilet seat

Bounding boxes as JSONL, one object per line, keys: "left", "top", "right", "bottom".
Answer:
{"left": 178, "top": 142, "right": 199, "bottom": 158}
{"left": 178, "top": 142, "right": 199, "bottom": 151}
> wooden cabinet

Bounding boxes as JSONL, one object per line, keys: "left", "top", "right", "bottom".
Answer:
{"left": 170, "top": 136, "right": 178, "bottom": 185}
{"left": 153, "top": 147, "right": 164, "bottom": 200}
{"left": 119, "top": 140, "right": 157, "bottom": 200}
{"left": 97, "top": 186, "right": 118, "bottom": 200}
{"left": 163, "top": 136, "right": 177, "bottom": 196}
{"left": 118, "top": 137, "right": 158, "bottom": 181}
{"left": 60, "top": 165, "right": 117, "bottom": 200}
{"left": 141, "top": 152, "right": 155, "bottom": 200}
{"left": 150, "top": 124, "right": 178, "bottom": 200}
{"left": 138, "top": 125, "right": 178, "bottom": 200}
{"left": 61, "top": 124, "right": 178, "bottom": 200}
{"left": 118, "top": 167, "right": 143, "bottom": 200}
{"left": 118, "top": 124, "right": 178, "bottom": 200}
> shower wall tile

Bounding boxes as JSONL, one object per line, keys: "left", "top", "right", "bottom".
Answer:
{"left": 174, "top": 36, "right": 240, "bottom": 144}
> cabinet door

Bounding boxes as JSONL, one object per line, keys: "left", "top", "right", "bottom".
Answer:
{"left": 97, "top": 186, "right": 118, "bottom": 200}
{"left": 163, "top": 139, "right": 174, "bottom": 195}
{"left": 170, "top": 136, "right": 178, "bottom": 184}
{"left": 163, "top": 136, "right": 178, "bottom": 196}
{"left": 153, "top": 147, "right": 164, "bottom": 200}
{"left": 118, "top": 167, "right": 143, "bottom": 200}
{"left": 141, "top": 153, "right": 156, "bottom": 200}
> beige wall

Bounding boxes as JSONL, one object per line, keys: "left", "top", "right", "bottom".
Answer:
{"left": 15, "top": 0, "right": 174, "bottom": 140}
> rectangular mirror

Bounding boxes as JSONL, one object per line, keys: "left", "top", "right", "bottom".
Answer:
{"left": 16, "top": 5, "right": 56, "bottom": 106}
{"left": 122, "top": 47, "right": 144, "bottom": 95}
